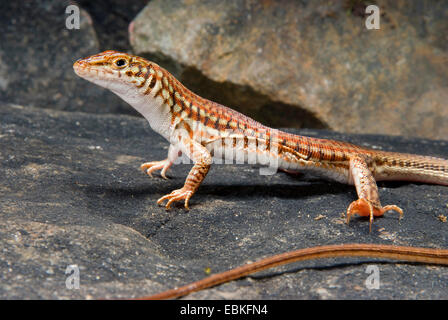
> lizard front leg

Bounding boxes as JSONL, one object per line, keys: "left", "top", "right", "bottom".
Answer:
{"left": 346, "top": 156, "right": 403, "bottom": 232}
{"left": 157, "top": 137, "right": 212, "bottom": 210}
{"left": 141, "top": 144, "right": 180, "bottom": 179}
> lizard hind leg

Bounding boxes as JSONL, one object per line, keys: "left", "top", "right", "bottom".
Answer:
{"left": 346, "top": 156, "right": 404, "bottom": 232}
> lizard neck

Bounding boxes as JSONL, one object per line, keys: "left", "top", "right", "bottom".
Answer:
{"left": 119, "top": 60, "right": 268, "bottom": 143}
{"left": 113, "top": 86, "right": 172, "bottom": 140}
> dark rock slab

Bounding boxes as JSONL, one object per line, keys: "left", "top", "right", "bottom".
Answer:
{"left": 131, "top": 0, "right": 448, "bottom": 139}
{"left": 0, "top": 1, "right": 136, "bottom": 116}
{"left": 0, "top": 103, "right": 447, "bottom": 299}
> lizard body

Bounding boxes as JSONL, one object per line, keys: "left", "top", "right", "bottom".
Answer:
{"left": 73, "top": 51, "right": 448, "bottom": 229}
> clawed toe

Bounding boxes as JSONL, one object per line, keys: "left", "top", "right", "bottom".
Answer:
{"left": 141, "top": 160, "right": 172, "bottom": 179}
{"left": 379, "top": 205, "right": 403, "bottom": 219}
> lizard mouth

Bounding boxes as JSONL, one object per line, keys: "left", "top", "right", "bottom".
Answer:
{"left": 73, "top": 57, "right": 129, "bottom": 94}
{"left": 73, "top": 59, "right": 108, "bottom": 81}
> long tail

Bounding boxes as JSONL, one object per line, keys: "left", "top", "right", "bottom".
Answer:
{"left": 375, "top": 151, "right": 448, "bottom": 186}
{"left": 135, "top": 244, "right": 448, "bottom": 300}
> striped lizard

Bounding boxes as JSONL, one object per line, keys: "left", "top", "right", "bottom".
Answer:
{"left": 73, "top": 51, "right": 448, "bottom": 231}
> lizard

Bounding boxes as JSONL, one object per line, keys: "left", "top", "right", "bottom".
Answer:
{"left": 73, "top": 50, "right": 448, "bottom": 231}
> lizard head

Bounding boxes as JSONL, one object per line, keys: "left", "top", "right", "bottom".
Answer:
{"left": 73, "top": 50, "right": 152, "bottom": 96}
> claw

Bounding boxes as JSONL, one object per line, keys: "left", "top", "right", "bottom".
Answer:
{"left": 346, "top": 198, "right": 403, "bottom": 232}
{"left": 160, "top": 165, "right": 170, "bottom": 180}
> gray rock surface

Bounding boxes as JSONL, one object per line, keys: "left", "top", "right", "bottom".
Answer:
{"left": 0, "top": 1, "right": 137, "bottom": 116}
{"left": 130, "top": 0, "right": 448, "bottom": 139}
{"left": 0, "top": 103, "right": 447, "bottom": 299}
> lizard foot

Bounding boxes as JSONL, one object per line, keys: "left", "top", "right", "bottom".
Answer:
{"left": 141, "top": 159, "right": 172, "bottom": 180}
{"left": 157, "top": 187, "right": 194, "bottom": 210}
{"left": 346, "top": 198, "right": 403, "bottom": 232}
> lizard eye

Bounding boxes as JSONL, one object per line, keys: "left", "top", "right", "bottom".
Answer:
{"left": 114, "top": 58, "right": 127, "bottom": 68}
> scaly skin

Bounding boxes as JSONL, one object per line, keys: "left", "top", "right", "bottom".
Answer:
{"left": 73, "top": 51, "right": 448, "bottom": 230}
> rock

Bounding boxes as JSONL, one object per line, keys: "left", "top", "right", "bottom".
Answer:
{"left": 0, "top": 1, "right": 136, "bottom": 116}
{"left": 76, "top": 0, "right": 148, "bottom": 52}
{"left": 0, "top": 102, "right": 447, "bottom": 299}
{"left": 130, "top": 0, "right": 448, "bottom": 139}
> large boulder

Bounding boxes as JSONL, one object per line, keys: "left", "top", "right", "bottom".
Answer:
{"left": 130, "top": 0, "right": 448, "bottom": 139}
